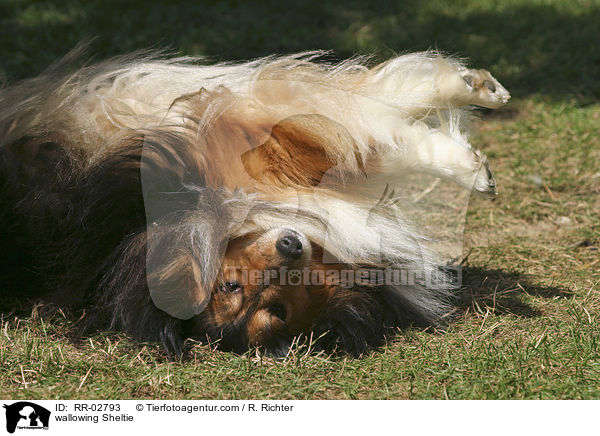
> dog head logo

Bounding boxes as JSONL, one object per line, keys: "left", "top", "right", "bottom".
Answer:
{"left": 3, "top": 402, "right": 50, "bottom": 433}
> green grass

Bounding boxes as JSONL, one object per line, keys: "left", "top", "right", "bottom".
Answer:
{"left": 1, "top": 0, "right": 599, "bottom": 399}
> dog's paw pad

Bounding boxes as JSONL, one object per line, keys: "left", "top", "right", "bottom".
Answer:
{"left": 461, "top": 69, "right": 510, "bottom": 109}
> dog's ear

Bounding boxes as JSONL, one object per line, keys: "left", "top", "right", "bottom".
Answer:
{"left": 241, "top": 114, "right": 359, "bottom": 187}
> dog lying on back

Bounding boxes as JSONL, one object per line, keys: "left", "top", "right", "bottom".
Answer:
{"left": 0, "top": 50, "right": 509, "bottom": 357}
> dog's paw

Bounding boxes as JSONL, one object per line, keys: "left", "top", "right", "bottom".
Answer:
{"left": 472, "top": 153, "right": 497, "bottom": 198}
{"left": 461, "top": 69, "right": 510, "bottom": 109}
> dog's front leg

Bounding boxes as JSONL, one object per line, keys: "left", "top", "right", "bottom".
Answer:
{"left": 380, "top": 120, "right": 496, "bottom": 197}
{"left": 369, "top": 53, "right": 510, "bottom": 114}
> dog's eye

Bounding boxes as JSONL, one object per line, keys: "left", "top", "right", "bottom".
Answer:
{"left": 220, "top": 281, "right": 242, "bottom": 293}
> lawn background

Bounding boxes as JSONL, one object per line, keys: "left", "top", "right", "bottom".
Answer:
{"left": 0, "top": 0, "right": 598, "bottom": 399}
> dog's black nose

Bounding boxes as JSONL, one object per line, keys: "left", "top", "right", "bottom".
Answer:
{"left": 276, "top": 233, "right": 303, "bottom": 259}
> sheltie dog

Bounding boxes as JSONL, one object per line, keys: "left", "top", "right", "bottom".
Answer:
{"left": 0, "top": 49, "right": 509, "bottom": 357}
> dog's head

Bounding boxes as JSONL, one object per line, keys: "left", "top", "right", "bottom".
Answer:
{"left": 147, "top": 217, "right": 337, "bottom": 355}
{"left": 203, "top": 227, "right": 317, "bottom": 351}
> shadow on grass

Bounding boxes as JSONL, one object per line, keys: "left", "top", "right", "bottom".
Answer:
{"left": 458, "top": 266, "right": 572, "bottom": 318}
{"left": 0, "top": 0, "right": 598, "bottom": 103}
